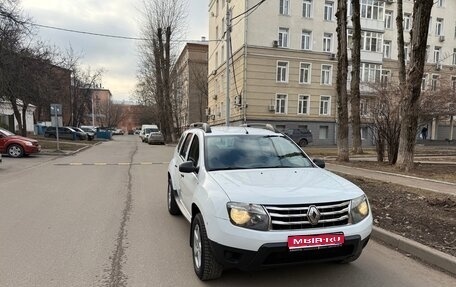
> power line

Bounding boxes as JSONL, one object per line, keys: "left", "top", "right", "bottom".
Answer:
{"left": 231, "top": 0, "right": 266, "bottom": 21}
{"left": 29, "top": 22, "right": 218, "bottom": 43}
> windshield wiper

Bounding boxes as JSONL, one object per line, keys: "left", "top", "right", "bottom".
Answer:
{"left": 278, "top": 152, "right": 303, "bottom": 159}
{"left": 209, "top": 167, "right": 251, "bottom": 171}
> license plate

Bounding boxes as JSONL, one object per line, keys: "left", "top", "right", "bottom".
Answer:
{"left": 288, "top": 233, "right": 345, "bottom": 250}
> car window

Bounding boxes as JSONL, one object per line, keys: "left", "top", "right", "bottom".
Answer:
{"left": 179, "top": 133, "right": 193, "bottom": 159}
{"left": 187, "top": 135, "right": 200, "bottom": 166}
{"left": 177, "top": 133, "right": 186, "bottom": 151}
{"left": 205, "top": 135, "right": 313, "bottom": 171}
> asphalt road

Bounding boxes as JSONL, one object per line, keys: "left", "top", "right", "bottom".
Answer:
{"left": 0, "top": 135, "right": 454, "bottom": 287}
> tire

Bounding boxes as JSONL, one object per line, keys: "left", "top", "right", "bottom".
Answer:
{"left": 298, "top": 139, "right": 308, "bottom": 147}
{"left": 191, "top": 213, "right": 223, "bottom": 281}
{"left": 7, "top": 144, "right": 24, "bottom": 158}
{"left": 168, "top": 178, "right": 181, "bottom": 215}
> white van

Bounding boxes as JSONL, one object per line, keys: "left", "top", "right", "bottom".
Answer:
{"left": 139, "top": 124, "right": 159, "bottom": 142}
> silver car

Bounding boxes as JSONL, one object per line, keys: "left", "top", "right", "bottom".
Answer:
{"left": 147, "top": 128, "right": 165, "bottom": 145}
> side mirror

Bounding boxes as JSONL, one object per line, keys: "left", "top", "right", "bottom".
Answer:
{"left": 313, "top": 158, "right": 325, "bottom": 169}
{"left": 179, "top": 161, "right": 199, "bottom": 173}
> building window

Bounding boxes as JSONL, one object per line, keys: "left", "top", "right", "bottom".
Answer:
{"left": 299, "top": 62, "right": 311, "bottom": 84}
{"left": 361, "top": 31, "right": 383, "bottom": 52}
{"left": 302, "top": 0, "right": 312, "bottom": 18}
{"left": 215, "top": 52, "right": 219, "bottom": 67}
{"left": 421, "top": 74, "right": 428, "bottom": 91}
{"left": 385, "top": 10, "right": 393, "bottom": 29}
{"left": 437, "top": 0, "right": 444, "bottom": 8}
{"left": 452, "top": 76, "right": 456, "bottom": 91}
{"left": 360, "top": 0, "right": 384, "bottom": 20}
{"left": 276, "top": 61, "right": 289, "bottom": 82}
{"left": 321, "top": 64, "right": 332, "bottom": 85}
{"left": 319, "top": 96, "right": 331, "bottom": 115}
{"left": 383, "top": 40, "right": 391, "bottom": 58}
{"left": 436, "top": 18, "right": 444, "bottom": 36}
{"left": 323, "top": 33, "right": 332, "bottom": 52}
{"left": 453, "top": 48, "right": 456, "bottom": 65}
{"left": 324, "top": 1, "right": 334, "bottom": 21}
{"left": 319, "top": 126, "right": 329, "bottom": 139}
{"left": 434, "top": 46, "right": 441, "bottom": 63}
{"left": 404, "top": 44, "right": 410, "bottom": 62}
{"left": 278, "top": 27, "right": 289, "bottom": 48}
{"left": 361, "top": 127, "right": 368, "bottom": 140}
{"left": 360, "top": 100, "right": 368, "bottom": 116}
{"left": 298, "top": 95, "right": 310, "bottom": 114}
{"left": 361, "top": 63, "right": 382, "bottom": 83}
{"left": 431, "top": 75, "right": 439, "bottom": 91}
{"left": 404, "top": 13, "right": 412, "bottom": 31}
{"left": 301, "top": 30, "right": 312, "bottom": 50}
{"left": 381, "top": 70, "right": 390, "bottom": 87}
{"left": 275, "top": 94, "right": 287, "bottom": 114}
{"left": 221, "top": 45, "right": 225, "bottom": 61}
{"left": 280, "top": 0, "right": 290, "bottom": 15}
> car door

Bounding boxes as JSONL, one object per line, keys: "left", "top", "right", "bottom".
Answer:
{"left": 0, "top": 131, "right": 6, "bottom": 152}
{"left": 174, "top": 133, "right": 194, "bottom": 206}
{"left": 179, "top": 134, "right": 200, "bottom": 214}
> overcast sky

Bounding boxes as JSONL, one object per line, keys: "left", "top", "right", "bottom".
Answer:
{"left": 21, "top": 0, "right": 209, "bottom": 101}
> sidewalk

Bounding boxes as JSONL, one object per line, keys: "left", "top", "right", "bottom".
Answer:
{"left": 326, "top": 163, "right": 456, "bottom": 196}
{"left": 326, "top": 162, "right": 456, "bottom": 275}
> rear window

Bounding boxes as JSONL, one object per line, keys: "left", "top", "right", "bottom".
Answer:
{"left": 205, "top": 135, "right": 313, "bottom": 171}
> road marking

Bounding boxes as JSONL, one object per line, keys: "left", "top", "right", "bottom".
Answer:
{"left": 55, "top": 162, "right": 169, "bottom": 166}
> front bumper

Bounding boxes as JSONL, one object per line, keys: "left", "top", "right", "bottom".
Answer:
{"left": 209, "top": 235, "right": 369, "bottom": 271}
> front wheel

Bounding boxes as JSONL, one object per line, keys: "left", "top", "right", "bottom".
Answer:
{"left": 191, "top": 214, "right": 223, "bottom": 281}
{"left": 299, "top": 139, "right": 308, "bottom": 147}
{"left": 7, "top": 144, "right": 24, "bottom": 158}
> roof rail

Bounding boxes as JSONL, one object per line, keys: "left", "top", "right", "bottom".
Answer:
{"left": 240, "top": 123, "right": 278, "bottom": 133}
{"left": 189, "top": 122, "right": 212, "bottom": 133}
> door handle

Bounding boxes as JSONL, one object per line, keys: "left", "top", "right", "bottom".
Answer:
{"left": 180, "top": 174, "right": 184, "bottom": 178}
{"left": 175, "top": 165, "right": 177, "bottom": 168}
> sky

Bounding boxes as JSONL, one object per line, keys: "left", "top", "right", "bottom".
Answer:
{"left": 21, "top": 0, "right": 209, "bottom": 101}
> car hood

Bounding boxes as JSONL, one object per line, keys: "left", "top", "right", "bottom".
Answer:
{"left": 9, "top": 135, "right": 38, "bottom": 143}
{"left": 209, "top": 168, "right": 364, "bottom": 204}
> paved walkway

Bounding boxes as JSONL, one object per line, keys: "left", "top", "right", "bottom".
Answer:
{"left": 326, "top": 163, "right": 456, "bottom": 196}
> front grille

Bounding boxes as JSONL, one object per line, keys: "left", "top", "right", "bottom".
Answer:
{"left": 264, "top": 200, "right": 350, "bottom": 230}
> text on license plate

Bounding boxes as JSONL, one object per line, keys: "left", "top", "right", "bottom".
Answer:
{"left": 288, "top": 233, "right": 345, "bottom": 250}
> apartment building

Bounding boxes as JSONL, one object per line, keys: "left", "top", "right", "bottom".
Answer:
{"left": 208, "top": 0, "right": 456, "bottom": 144}
{"left": 174, "top": 41, "right": 209, "bottom": 131}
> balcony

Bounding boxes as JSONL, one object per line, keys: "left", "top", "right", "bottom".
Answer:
{"left": 348, "top": 50, "right": 383, "bottom": 64}
{"left": 348, "top": 19, "right": 385, "bottom": 33}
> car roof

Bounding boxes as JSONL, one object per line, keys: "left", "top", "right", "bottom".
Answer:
{"left": 187, "top": 126, "right": 282, "bottom": 137}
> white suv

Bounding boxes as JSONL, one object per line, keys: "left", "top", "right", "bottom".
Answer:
{"left": 167, "top": 124, "right": 372, "bottom": 280}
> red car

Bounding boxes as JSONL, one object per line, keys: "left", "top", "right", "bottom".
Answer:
{"left": 0, "top": 128, "right": 41, "bottom": 158}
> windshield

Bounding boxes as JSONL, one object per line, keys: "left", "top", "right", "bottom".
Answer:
{"left": 205, "top": 135, "right": 313, "bottom": 171}
{"left": 145, "top": 128, "right": 159, "bottom": 133}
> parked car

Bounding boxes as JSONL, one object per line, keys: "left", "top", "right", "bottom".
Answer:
{"left": 0, "top": 127, "right": 41, "bottom": 158}
{"left": 44, "top": 127, "right": 86, "bottom": 140}
{"left": 78, "top": 127, "right": 96, "bottom": 140}
{"left": 140, "top": 124, "right": 158, "bottom": 141}
{"left": 112, "top": 128, "right": 124, "bottom": 135}
{"left": 71, "top": 127, "right": 94, "bottom": 141}
{"left": 167, "top": 123, "right": 372, "bottom": 280}
{"left": 147, "top": 129, "right": 165, "bottom": 145}
{"left": 283, "top": 128, "right": 313, "bottom": 147}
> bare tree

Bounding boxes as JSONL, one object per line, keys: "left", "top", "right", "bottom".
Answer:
{"left": 335, "top": 0, "right": 349, "bottom": 162}
{"left": 350, "top": 0, "right": 363, "bottom": 154}
{"left": 139, "top": 0, "right": 188, "bottom": 142}
{"left": 369, "top": 84, "right": 402, "bottom": 164}
{"left": 396, "top": 0, "right": 434, "bottom": 171}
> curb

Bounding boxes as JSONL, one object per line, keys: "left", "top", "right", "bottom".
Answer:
{"left": 372, "top": 226, "right": 456, "bottom": 275}
{"left": 327, "top": 163, "right": 456, "bottom": 187}
{"left": 40, "top": 141, "right": 102, "bottom": 156}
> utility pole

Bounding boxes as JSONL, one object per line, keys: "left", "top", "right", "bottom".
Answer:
{"left": 225, "top": 1, "right": 231, "bottom": 126}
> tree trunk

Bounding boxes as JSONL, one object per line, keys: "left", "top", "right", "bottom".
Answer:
{"left": 350, "top": 0, "right": 363, "bottom": 154}
{"left": 375, "top": 136, "right": 384, "bottom": 162}
{"left": 397, "top": 0, "right": 434, "bottom": 171}
{"left": 336, "top": 0, "right": 349, "bottom": 162}
{"left": 396, "top": 0, "right": 406, "bottom": 87}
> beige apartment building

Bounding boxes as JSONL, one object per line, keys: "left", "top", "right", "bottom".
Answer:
{"left": 207, "top": 0, "right": 456, "bottom": 144}
{"left": 174, "top": 42, "right": 209, "bottom": 131}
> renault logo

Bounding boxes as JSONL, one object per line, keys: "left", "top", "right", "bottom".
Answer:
{"left": 307, "top": 205, "right": 321, "bottom": 225}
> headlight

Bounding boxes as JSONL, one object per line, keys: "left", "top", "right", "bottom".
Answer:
{"left": 25, "top": 141, "right": 33, "bottom": 146}
{"left": 227, "top": 202, "right": 269, "bottom": 231}
{"left": 350, "top": 195, "right": 370, "bottom": 224}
